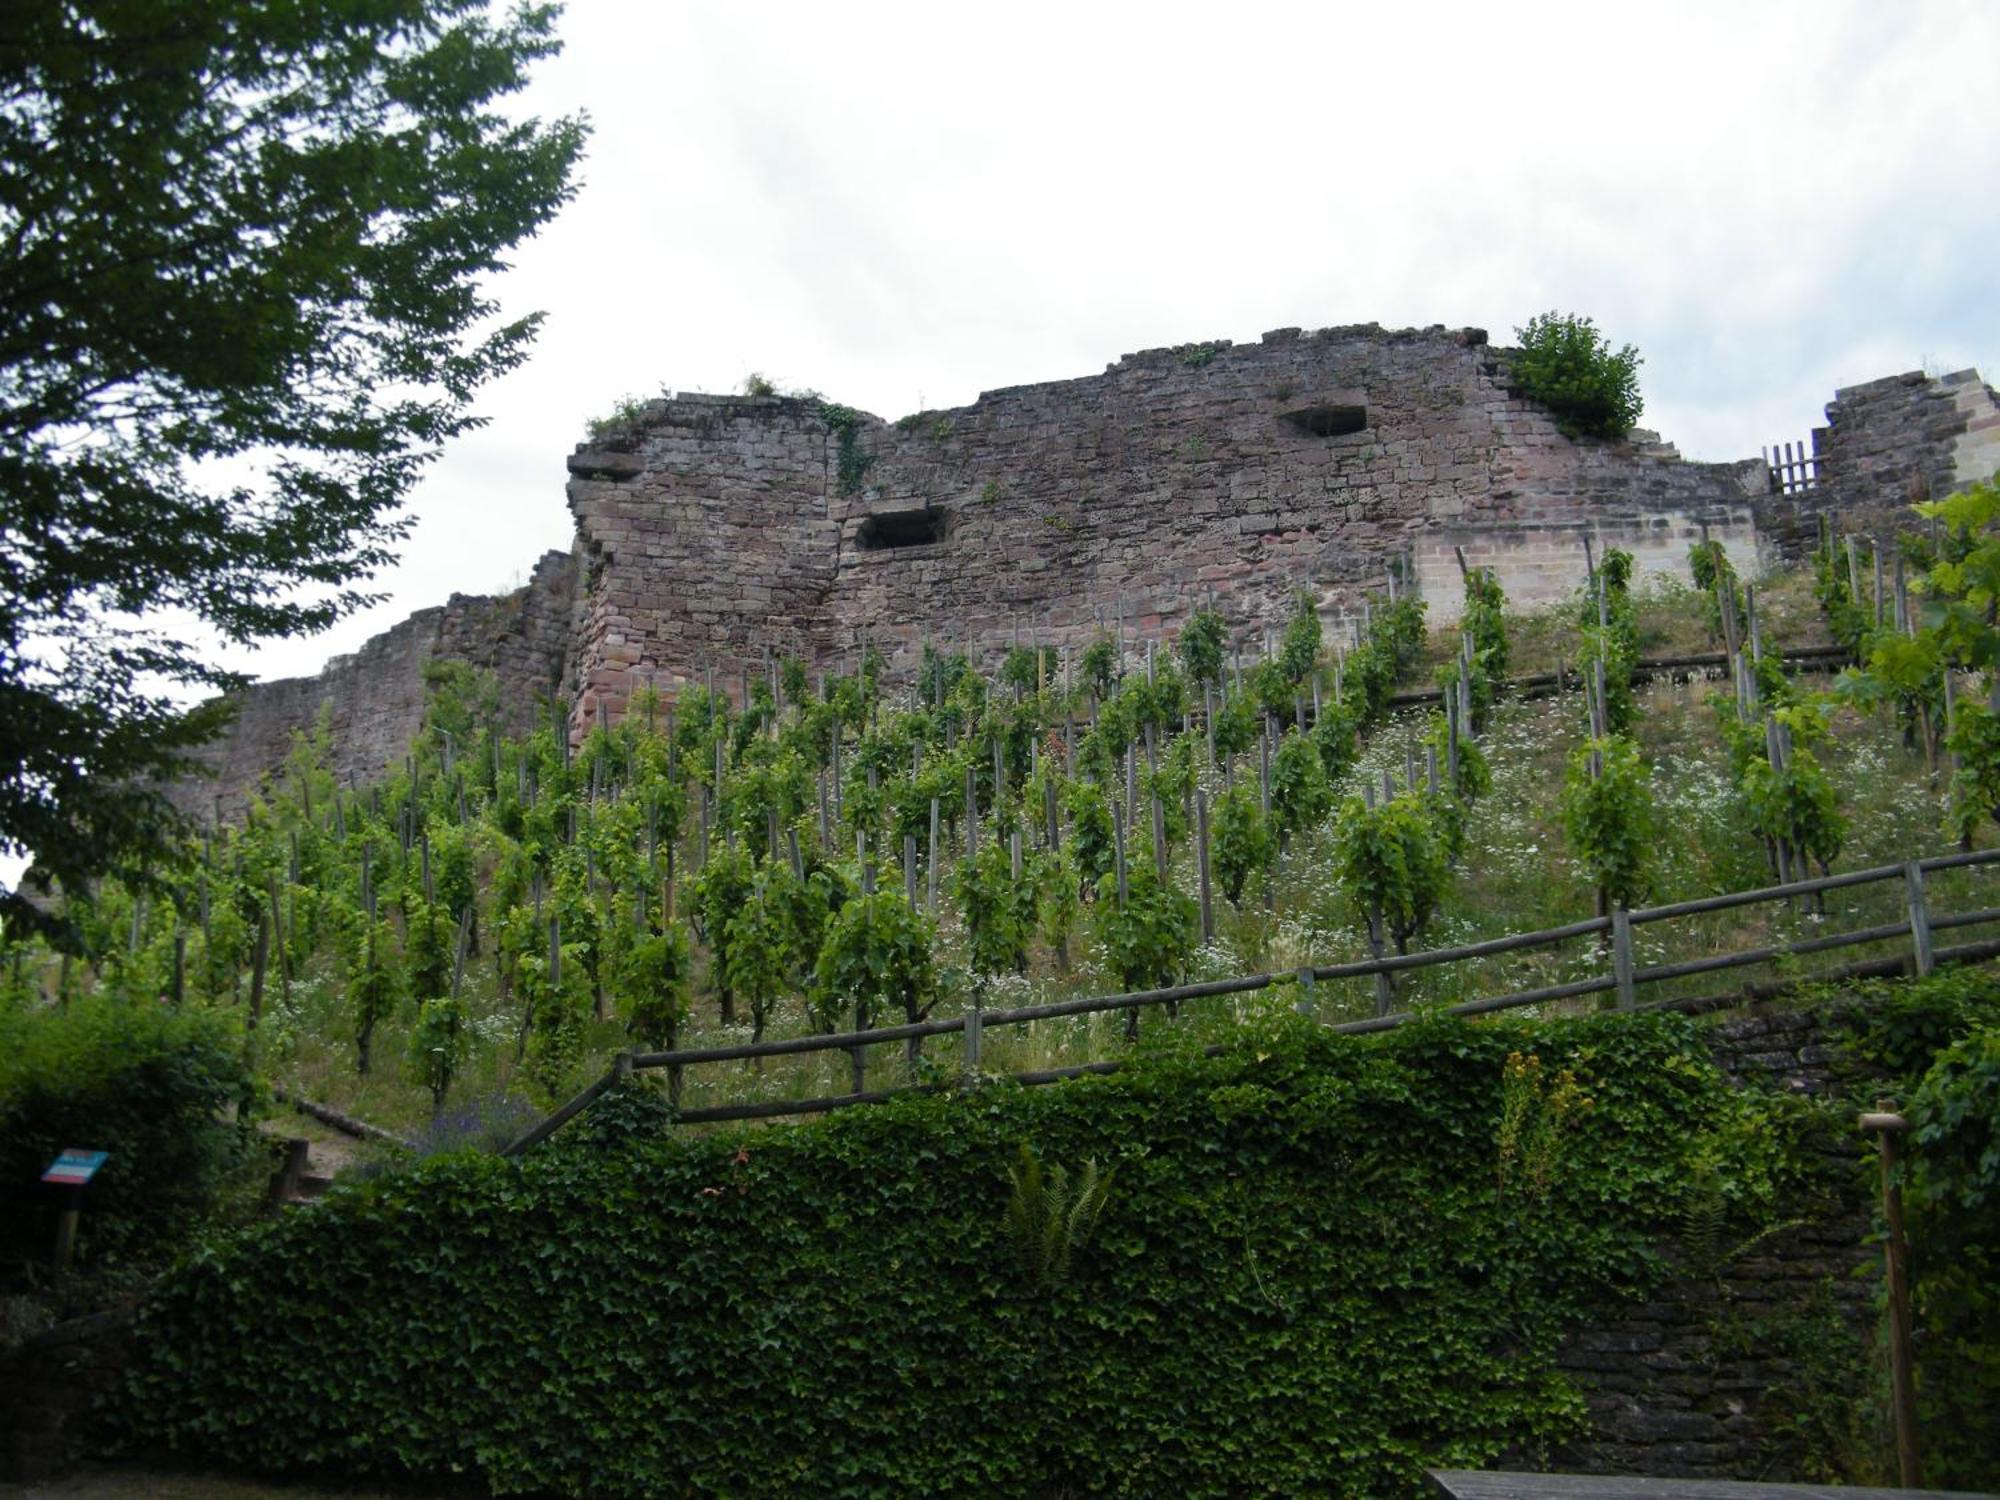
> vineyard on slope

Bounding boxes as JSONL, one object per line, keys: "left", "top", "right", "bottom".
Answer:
{"left": 9, "top": 495, "right": 2000, "bottom": 1152}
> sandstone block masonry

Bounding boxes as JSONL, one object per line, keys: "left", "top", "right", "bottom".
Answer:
{"left": 181, "top": 326, "right": 1995, "bottom": 814}
{"left": 1805, "top": 367, "right": 2000, "bottom": 537}
{"left": 563, "top": 324, "right": 1773, "bottom": 727}
{"left": 172, "top": 549, "right": 579, "bottom": 821}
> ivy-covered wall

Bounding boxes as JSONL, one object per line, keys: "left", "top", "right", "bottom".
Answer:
{"left": 112, "top": 983, "right": 1998, "bottom": 1498}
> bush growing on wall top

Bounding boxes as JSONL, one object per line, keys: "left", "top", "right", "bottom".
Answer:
{"left": 1512, "top": 311, "right": 1644, "bottom": 439}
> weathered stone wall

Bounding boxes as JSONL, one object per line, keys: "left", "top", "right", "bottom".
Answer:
{"left": 180, "top": 329, "right": 1997, "bottom": 808}
{"left": 563, "top": 325, "right": 1768, "bottom": 726}
{"left": 174, "top": 548, "right": 577, "bottom": 820}
{"left": 0, "top": 1308, "right": 134, "bottom": 1481}
{"left": 1551, "top": 1003, "right": 1884, "bottom": 1481}
{"left": 1811, "top": 368, "right": 2000, "bottom": 529}
{"left": 564, "top": 398, "right": 838, "bottom": 723}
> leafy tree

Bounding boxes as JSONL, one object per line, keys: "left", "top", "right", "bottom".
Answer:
{"left": 1276, "top": 590, "right": 1322, "bottom": 684}
{"left": 618, "top": 923, "right": 694, "bottom": 1051}
{"left": 1688, "top": 539, "right": 1747, "bottom": 646}
{"left": 1738, "top": 702, "right": 1846, "bottom": 877}
{"left": 405, "top": 992, "right": 469, "bottom": 1120}
{"left": 1903, "top": 1022, "right": 2000, "bottom": 1482}
{"left": 1061, "top": 779, "right": 1116, "bottom": 895}
{"left": 1510, "top": 311, "right": 1643, "bottom": 439}
{"left": 1946, "top": 699, "right": 2000, "bottom": 843}
{"left": 1094, "top": 861, "right": 1196, "bottom": 992}
{"left": 522, "top": 945, "right": 589, "bottom": 1104}
{"left": 0, "top": 2, "right": 585, "bottom": 935}
{"left": 958, "top": 836, "right": 1036, "bottom": 976}
{"left": 724, "top": 871, "right": 802, "bottom": 1043}
{"left": 1307, "top": 700, "right": 1356, "bottom": 784}
{"left": 811, "top": 887, "right": 937, "bottom": 1041}
{"left": 692, "top": 843, "right": 755, "bottom": 1026}
{"left": 348, "top": 917, "right": 404, "bottom": 1077}
{"left": 1035, "top": 848, "right": 1082, "bottom": 969}
{"left": 1461, "top": 566, "right": 1510, "bottom": 683}
{"left": 1078, "top": 636, "right": 1119, "bottom": 698}
{"left": 1913, "top": 480, "right": 2000, "bottom": 671}
{"left": 402, "top": 897, "right": 453, "bottom": 1005}
{"left": 1210, "top": 690, "right": 1260, "bottom": 762}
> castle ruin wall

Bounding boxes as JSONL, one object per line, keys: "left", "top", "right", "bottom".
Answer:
{"left": 176, "top": 329, "right": 1995, "bottom": 812}
{"left": 173, "top": 549, "right": 577, "bottom": 820}
{"left": 563, "top": 324, "right": 1770, "bottom": 725}
{"left": 1810, "top": 367, "right": 2000, "bottom": 531}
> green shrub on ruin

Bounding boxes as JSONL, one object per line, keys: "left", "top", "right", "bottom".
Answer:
{"left": 1511, "top": 310, "right": 1644, "bottom": 439}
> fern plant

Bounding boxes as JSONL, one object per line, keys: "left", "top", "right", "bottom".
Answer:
{"left": 1005, "top": 1144, "right": 1115, "bottom": 1291}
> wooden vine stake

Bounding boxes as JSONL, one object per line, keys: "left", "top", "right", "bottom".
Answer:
{"left": 1858, "top": 1105, "right": 1921, "bottom": 1488}
{"left": 1195, "top": 789, "right": 1214, "bottom": 945}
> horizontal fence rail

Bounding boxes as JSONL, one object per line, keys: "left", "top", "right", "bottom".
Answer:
{"left": 501, "top": 847, "right": 2000, "bottom": 1155}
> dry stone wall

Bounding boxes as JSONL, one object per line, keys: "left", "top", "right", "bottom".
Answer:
{"left": 1810, "top": 368, "right": 2000, "bottom": 532}
{"left": 181, "top": 328, "right": 1995, "bottom": 810}
{"left": 563, "top": 324, "right": 1770, "bottom": 727}
{"left": 1549, "top": 1003, "right": 1887, "bottom": 1481}
{"left": 173, "top": 549, "right": 577, "bottom": 821}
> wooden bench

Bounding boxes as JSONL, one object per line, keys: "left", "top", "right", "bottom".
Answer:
{"left": 1428, "top": 1473, "right": 1999, "bottom": 1499}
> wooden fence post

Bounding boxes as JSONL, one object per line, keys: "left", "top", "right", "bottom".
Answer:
{"left": 1904, "top": 861, "right": 1934, "bottom": 976}
{"left": 1111, "top": 804, "right": 1129, "bottom": 909}
{"left": 964, "top": 993, "right": 983, "bottom": 1077}
{"left": 1611, "top": 908, "right": 1635, "bottom": 1009}
{"left": 1296, "top": 965, "right": 1316, "bottom": 1019}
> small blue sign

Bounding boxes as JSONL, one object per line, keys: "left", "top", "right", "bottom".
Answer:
{"left": 42, "top": 1149, "right": 108, "bottom": 1187}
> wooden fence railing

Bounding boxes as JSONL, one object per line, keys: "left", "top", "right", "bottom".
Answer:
{"left": 500, "top": 846, "right": 2000, "bottom": 1154}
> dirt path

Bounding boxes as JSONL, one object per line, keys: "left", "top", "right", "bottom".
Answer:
{"left": 0, "top": 1461, "right": 450, "bottom": 1498}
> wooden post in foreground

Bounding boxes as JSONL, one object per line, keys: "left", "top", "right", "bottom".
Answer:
{"left": 1859, "top": 1107, "right": 1920, "bottom": 1489}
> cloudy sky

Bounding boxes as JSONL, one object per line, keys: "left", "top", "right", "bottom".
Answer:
{"left": 223, "top": 0, "right": 2000, "bottom": 683}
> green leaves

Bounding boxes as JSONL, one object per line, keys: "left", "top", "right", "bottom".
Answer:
{"left": 811, "top": 887, "right": 937, "bottom": 1032}
{"left": 1094, "top": 859, "right": 1196, "bottom": 991}
{"left": 1268, "top": 727, "right": 1331, "bottom": 848}
{"left": 1005, "top": 1144, "right": 1116, "bottom": 1291}
{"left": 0, "top": 0, "right": 586, "bottom": 927}
{"left": 1211, "top": 778, "right": 1273, "bottom": 907}
{"left": 1559, "top": 735, "right": 1655, "bottom": 910}
{"left": 1510, "top": 311, "right": 1644, "bottom": 439}
{"left": 1336, "top": 792, "right": 1449, "bottom": 953}
{"left": 617, "top": 922, "right": 693, "bottom": 1050}
{"left": 117, "top": 1008, "right": 1770, "bottom": 1497}
{"left": 1178, "top": 605, "right": 1227, "bottom": 687}
{"left": 957, "top": 836, "right": 1036, "bottom": 977}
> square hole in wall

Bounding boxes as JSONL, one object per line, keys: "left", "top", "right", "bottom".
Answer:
{"left": 856, "top": 507, "right": 946, "bottom": 550}
{"left": 1282, "top": 404, "right": 1367, "bottom": 438}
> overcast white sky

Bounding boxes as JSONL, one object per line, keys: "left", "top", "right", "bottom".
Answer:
{"left": 221, "top": 0, "right": 2000, "bottom": 684}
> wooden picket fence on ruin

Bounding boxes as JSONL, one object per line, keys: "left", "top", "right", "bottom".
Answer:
{"left": 1764, "top": 439, "right": 1819, "bottom": 496}
{"left": 502, "top": 845, "right": 2000, "bottom": 1154}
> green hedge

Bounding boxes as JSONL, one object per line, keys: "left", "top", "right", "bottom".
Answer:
{"left": 121, "top": 1011, "right": 1777, "bottom": 1497}
{"left": 0, "top": 995, "right": 258, "bottom": 1287}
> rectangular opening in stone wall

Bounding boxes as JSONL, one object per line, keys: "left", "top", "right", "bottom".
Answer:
{"left": 856, "top": 507, "right": 946, "bottom": 550}
{"left": 1282, "top": 403, "right": 1367, "bottom": 438}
